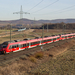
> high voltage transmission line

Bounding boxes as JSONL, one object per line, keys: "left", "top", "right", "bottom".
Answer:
{"left": 31, "top": 0, "right": 59, "bottom": 13}
{"left": 27, "top": 0, "right": 44, "bottom": 12}
{"left": 49, "top": 4, "right": 75, "bottom": 14}
{"left": 32, "top": 4, "right": 75, "bottom": 15}
{"left": 58, "top": 8, "right": 75, "bottom": 14}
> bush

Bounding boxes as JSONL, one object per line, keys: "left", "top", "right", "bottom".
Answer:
{"left": 35, "top": 52, "right": 44, "bottom": 59}
{"left": 30, "top": 56, "right": 36, "bottom": 63}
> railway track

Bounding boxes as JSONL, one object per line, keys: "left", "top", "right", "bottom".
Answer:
{"left": 0, "top": 38, "right": 73, "bottom": 65}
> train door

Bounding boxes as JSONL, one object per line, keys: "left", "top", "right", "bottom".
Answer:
{"left": 39, "top": 40, "right": 41, "bottom": 45}
{"left": 51, "top": 38, "right": 53, "bottom": 42}
{"left": 9, "top": 45, "right": 13, "bottom": 52}
{"left": 29, "top": 42, "right": 31, "bottom": 48}
{"left": 19, "top": 44, "right": 22, "bottom": 50}
{"left": 56, "top": 37, "right": 57, "bottom": 41}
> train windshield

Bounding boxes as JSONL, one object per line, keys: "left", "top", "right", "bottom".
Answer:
{"left": 2, "top": 45, "right": 7, "bottom": 48}
{"left": 2, "top": 42, "right": 8, "bottom": 45}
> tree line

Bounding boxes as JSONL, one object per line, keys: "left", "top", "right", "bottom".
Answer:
{"left": 0, "top": 22, "right": 75, "bottom": 29}
{"left": 40, "top": 22, "right": 75, "bottom": 30}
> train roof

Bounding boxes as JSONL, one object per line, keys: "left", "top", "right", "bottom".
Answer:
{"left": 2, "top": 41, "right": 15, "bottom": 45}
{"left": 3, "top": 33, "right": 75, "bottom": 46}
{"left": 61, "top": 33, "right": 75, "bottom": 37}
{"left": 8, "top": 35, "right": 60, "bottom": 46}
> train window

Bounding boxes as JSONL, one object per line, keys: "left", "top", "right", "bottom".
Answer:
{"left": 23, "top": 44, "right": 24, "bottom": 47}
{"left": 23, "top": 44, "right": 26, "bottom": 47}
{"left": 62, "top": 36, "right": 65, "bottom": 38}
{"left": 45, "top": 39, "right": 52, "bottom": 42}
{"left": 57, "top": 37, "right": 60, "bottom": 39}
{"left": 42, "top": 40, "right": 47, "bottom": 43}
{"left": 12, "top": 46, "right": 14, "bottom": 48}
{"left": 31, "top": 41, "right": 40, "bottom": 45}
{"left": 53, "top": 38, "right": 56, "bottom": 40}
{"left": 26, "top": 43, "right": 29, "bottom": 46}
{"left": 20, "top": 44, "right": 28, "bottom": 48}
{"left": 9, "top": 46, "right": 11, "bottom": 49}
{"left": 21, "top": 44, "right": 27, "bottom": 47}
{"left": 12, "top": 46, "right": 15, "bottom": 48}
{"left": 42, "top": 40, "right": 45, "bottom": 43}
{"left": 2, "top": 45, "right": 7, "bottom": 48}
{"left": 48, "top": 39, "right": 52, "bottom": 41}
{"left": 14, "top": 46, "right": 16, "bottom": 48}
{"left": 9, "top": 44, "right": 19, "bottom": 49}
{"left": 17, "top": 45, "right": 19, "bottom": 47}
{"left": 31, "top": 42, "right": 34, "bottom": 45}
{"left": 43, "top": 40, "right": 47, "bottom": 42}
{"left": 2, "top": 42, "right": 8, "bottom": 45}
{"left": 20, "top": 44, "right": 23, "bottom": 48}
{"left": 12, "top": 45, "right": 18, "bottom": 48}
{"left": 43, "top": 39, "right": 52, "bottom": 42}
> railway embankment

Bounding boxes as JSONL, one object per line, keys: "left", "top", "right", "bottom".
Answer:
{"left": 0, "top": 39, "right": 75, "bottom": 75}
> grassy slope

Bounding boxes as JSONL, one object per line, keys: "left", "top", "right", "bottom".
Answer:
{"left": 29, "top": 39, "right": 75, "bottom": 75}
{"left": 0, "top": 29, "right": 75, "bottom": 75}
{"left": 30, "top": 47, "right": 75, "bottom": 75}
{"left": 0, "top": 39, "right": 75, "bottom": 75}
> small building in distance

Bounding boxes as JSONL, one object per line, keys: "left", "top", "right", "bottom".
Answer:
{"left": 18, "top": 28, "right": 26, "bottom": 31}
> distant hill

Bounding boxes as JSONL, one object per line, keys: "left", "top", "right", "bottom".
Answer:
{"left": 0, "top": 18, "right": 41, "bottom": 26}
{"left": 0, "top": 18, "right": 75, "bottom": 27}
{"left": 38, "top": 19, "right": 75, "bottom": 23}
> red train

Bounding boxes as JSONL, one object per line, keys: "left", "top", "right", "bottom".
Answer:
{"left": 0, "top": 33, "right": 75, "bottom": 54}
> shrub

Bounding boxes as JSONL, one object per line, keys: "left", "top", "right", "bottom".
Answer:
{"left": 70, "top": 58, "right": 74, "bottom": 61}
{"left": 35, "top": 52, "right": 44, "bottom": 59}
{"left": 49, "top": 54, "right": 53, "bottom": 57}
{"left": 30, "top": 56, "right": 36, "bottom": 63}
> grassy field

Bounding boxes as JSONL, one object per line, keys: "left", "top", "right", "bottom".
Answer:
{"left": 0, "top": 29, "right": 34, "bottom": 43}
{"left": 28, "top": 39, "right": 75, "bottom": 75}
{"left": 0, "top": 38, "right": 75, "bottom": 75}
{"left": 30, "top": 48, "right": 75, "bottom": 75}
{"left": 0, "top": 29, "right": 75, "bottom": 75}
{"left": 32, "top": 51, "right": 75, "bottom": 75}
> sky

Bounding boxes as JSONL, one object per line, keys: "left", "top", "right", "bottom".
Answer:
{"left": 0, "top": 0, "right": 75, "bottom": 20}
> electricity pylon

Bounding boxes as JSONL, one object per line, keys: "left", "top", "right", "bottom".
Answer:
{"left": 13, "top": 5, "right": 30, "bottom": 19}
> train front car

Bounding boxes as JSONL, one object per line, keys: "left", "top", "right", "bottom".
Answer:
{"left": 0, "top": 41, "right": 16, "bottom": 54}
{"left": 0, "top": 41, "right": 9, "bottom": 54}
{"left": 0, "top": 45, "right": 7, "bottom": 54}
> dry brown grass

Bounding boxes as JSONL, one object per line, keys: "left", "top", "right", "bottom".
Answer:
{"left": 35, "top": 52, "right": 44, "bottom": 59}
{"left": 0, "top": 29, "right": 75, "bottom": 75}
{"left": 0, "top": 29, "right": 34, "bottom": 43}
{"left": 30, "top": 56, "right": 37, "bottom": 63}
{"left": 0, "top": 40, "right": 74, "bottom": 75}
{"left": 0, "top": 29, "right": 75, "bottom": 44}
{"left": 30, "top": 40, "right": 75, "bottom": 75}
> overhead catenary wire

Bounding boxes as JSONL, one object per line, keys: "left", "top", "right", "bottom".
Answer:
{"left": 25, "top": 0, "right": 75, "bottom": 20}
{"left": 27, "top": 0, "right": 44, "bottom": 12}
{"left": 32, "top": 4, "right": 75, "bottom": 15}
{"left": 55, "top": 7, "right": 75, "bottom": 14}
{"left": 32, "top": 0, "right": 59, "bottom": 13}
{"left": 49, "top": 4, "right": 75, "bottom": 14}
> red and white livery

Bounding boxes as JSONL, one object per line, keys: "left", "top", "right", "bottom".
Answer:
{"left": 0, "top": 33, "right": 75, "bottom": 54}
